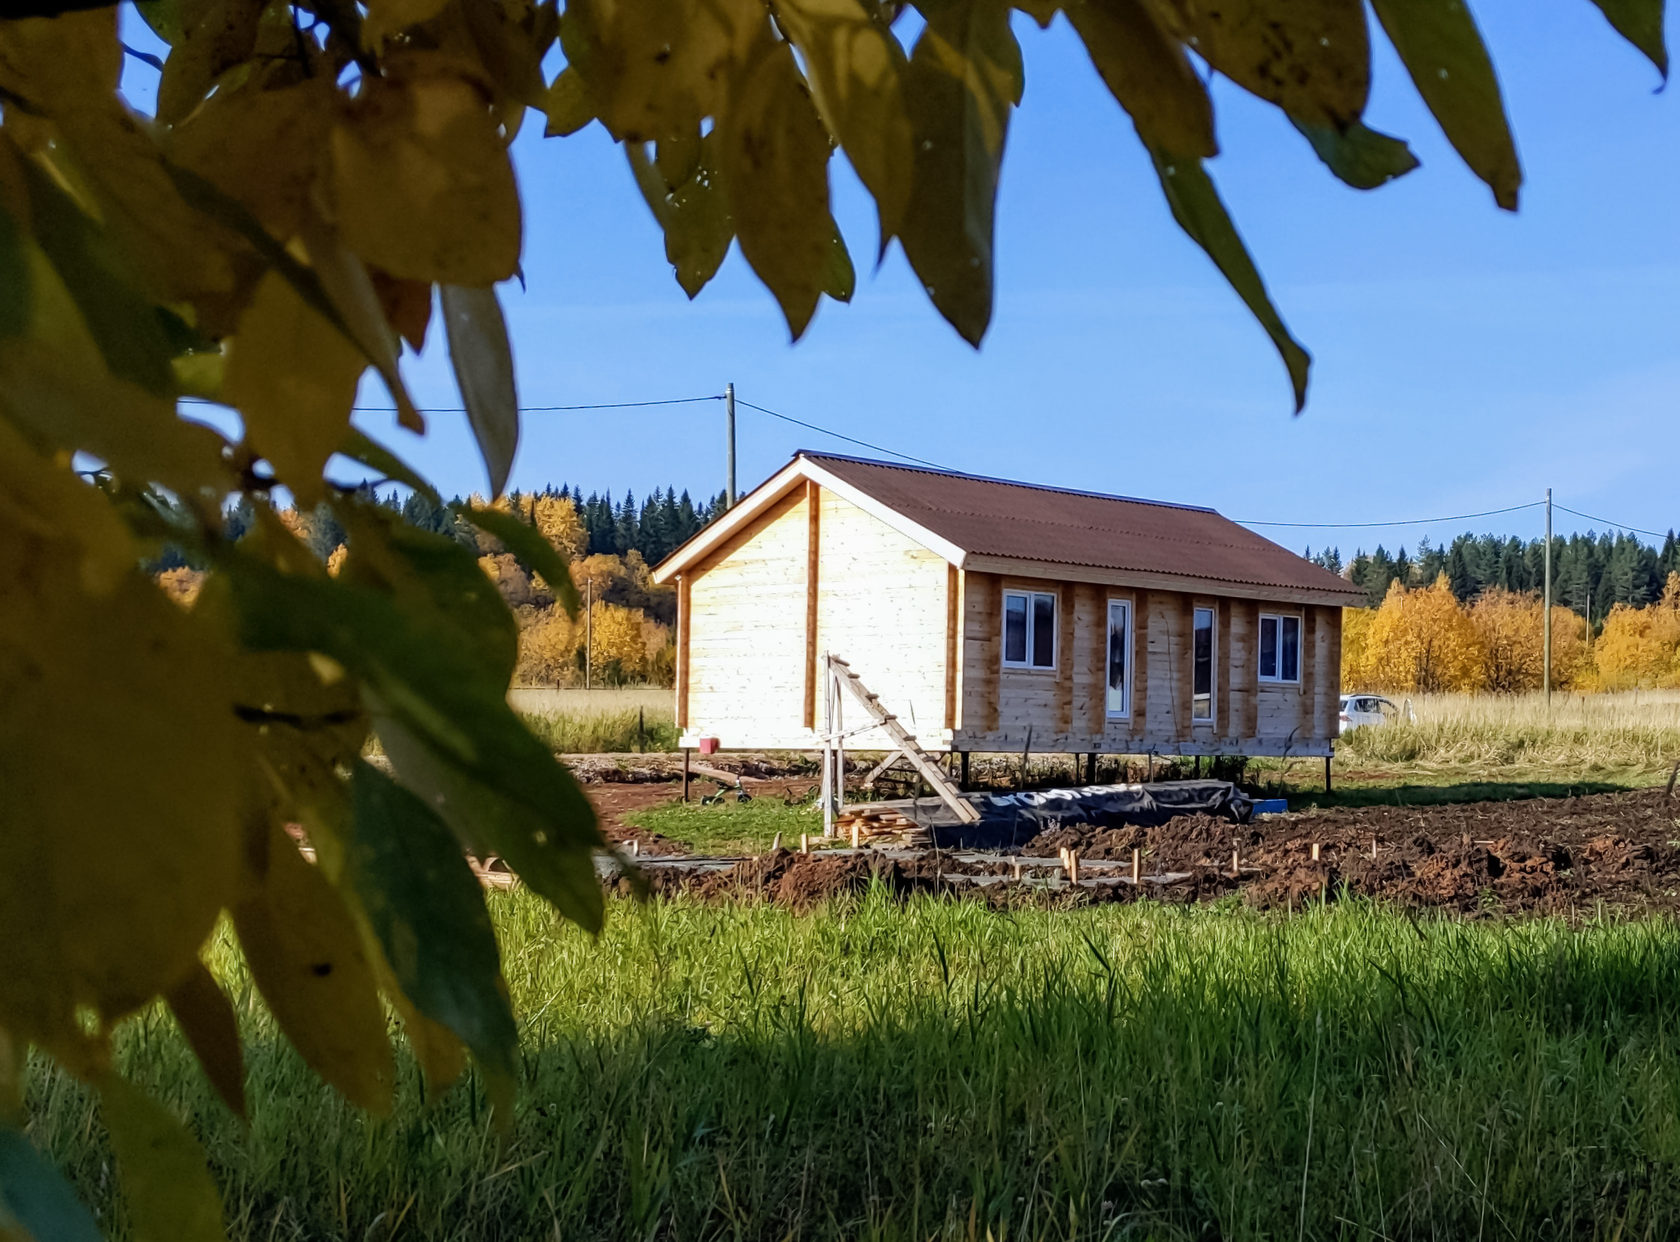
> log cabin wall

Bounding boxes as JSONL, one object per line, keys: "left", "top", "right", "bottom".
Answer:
{"left": 953, "top": 575, "right": 1344, "bottom": 757}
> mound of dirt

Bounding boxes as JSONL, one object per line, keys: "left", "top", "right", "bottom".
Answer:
{"left": 624, "top": 788, "right": 1680, "bottom": 917}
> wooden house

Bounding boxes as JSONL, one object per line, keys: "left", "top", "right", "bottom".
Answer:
{"left": 652, "top": 452, "right": 1364, "bottom": 763}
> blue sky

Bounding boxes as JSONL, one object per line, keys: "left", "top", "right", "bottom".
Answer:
{"left": 170, "top": 7, "right": 1680, "bottom": 550}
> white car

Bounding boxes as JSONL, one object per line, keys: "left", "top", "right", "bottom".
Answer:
{"left": 1338, "top": 694, "right": 1408, "bottom": 734}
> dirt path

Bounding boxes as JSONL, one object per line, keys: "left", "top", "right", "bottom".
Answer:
{"left": 625, "top": 788, "right": 1680, "bottom": 916}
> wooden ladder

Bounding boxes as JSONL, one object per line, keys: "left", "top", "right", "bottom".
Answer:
{"left": 827, "top": 656, "right": 980, "bottom": 824}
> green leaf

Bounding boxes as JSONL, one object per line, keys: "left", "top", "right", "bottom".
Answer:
{"left": 718, "top": 33, "right": 847, "bottom": 340}
{"left": 440, "top": 285, "right": 518, "bottom": 497}
{"left": 626, "top": 137, "right": 734, "bottom": 299}
{"left": 20, "top": 158, "right": 175, "bottom": 396}
{"left": 339, "top": 427, "right": 442, "bottom": 507}
{"left": 897, "top": 0, "right": 1023, "bottom": 347}
{"left": 133, "top": 0, "right": 184, "bottom": 44}
{"left": 374, "top": 712, "right": 603, "bottom": 932}
{"left": 1584, "top": 0, "right": 1668, "bottom": 77}
{"left": 1292, "top": 118, "right": 1420, "bottom": 190}
{"left": 221, "top": 558, "right": 603, "bottom": 934}
{"left": 1149, "top": 151, "right": 1311, "bottom": 412}
{"left": 1369, "top": 0, "right": 1521, "bottom": 210}
{"left": 453, "top": 502, "right": 581, "bottom": 616}
{"left": 0, "top": 1128, "right": 104, "bottom": 1242}
{"left": 231, "top": 819, "right": 395, "bottom": 1115}
{"left": 0, "top": 203, "right": 27, "bottom": 341}
{"left": 1066, "top": 0, "right": 1216, "bottom": 160}
{"left": 346, "top": 762, "right": 519, "bottom": 1098}
{"left": 774, "top": 0, "right": 915, "bottom": 245}
{"left": 165, "top": 962, "right": 246, "bottom": 1118}
{"left": 99, "top": 1076, "right": 226, "bottom": 1242}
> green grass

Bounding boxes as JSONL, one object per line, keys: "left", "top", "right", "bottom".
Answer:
{"left": 520, "top": 707, "right": 680, "bottom": 754}
{"left": 628, "top": 796, "right": 823, "bottom": 855}
{"left": 25, "top": 894, "right": 1680, "bottom": 1240}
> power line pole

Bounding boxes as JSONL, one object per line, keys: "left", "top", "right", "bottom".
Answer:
{"left": 724, "top": 381, "right": 737, "bottom": 508}
{"left": 584, "top": 576, "right": 593, "bottom": 692}
{"left": 1543, "top": 486, "right": 1552, "bottom": 706}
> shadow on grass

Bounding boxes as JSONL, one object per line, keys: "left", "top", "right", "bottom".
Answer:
{"left": 29, "top": 900, "right": 1680, "bottom": 1241}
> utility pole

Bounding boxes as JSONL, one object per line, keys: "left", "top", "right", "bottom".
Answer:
{"left": 1543, "top": 487, "right": 1552, "bottom": 706}
{"left": 724, "top": 381, "right": 737, "bottom": 508}
{"left": 584, "top": 576, "right": 593, "bottom": 692}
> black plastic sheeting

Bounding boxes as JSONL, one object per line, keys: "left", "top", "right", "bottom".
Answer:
{"left": 933, "top": 781, "right": 1253, "bottom": 850}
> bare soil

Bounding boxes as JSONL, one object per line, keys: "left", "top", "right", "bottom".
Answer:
{"left": 623, "top": 788, "right": 1680, "bottom": 916}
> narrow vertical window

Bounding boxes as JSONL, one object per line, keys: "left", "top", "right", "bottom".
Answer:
{"left": 1106, "top": 599, "right": 1130, "bottom": 718}
{"left": 1192, "top": 606, "right": 1214, "bottom": 721}
{"left": 1002, "top": 591, "right": 1057, "bottom": 669}
{"left": 1281, "top": 614, "right": 1301, "bottom": 683}
{"left": 1258, "top": 614, "right": 1279, "bottom": 680}
{"left": 1031, "top": 593, "right": 1056, "bottom": 668}
{"left": 1004, "top": 593, "right": 1028, "bottom": 665}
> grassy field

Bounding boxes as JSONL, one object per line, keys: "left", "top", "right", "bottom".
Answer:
{"left": 511, "top": 685, "right": 679, "bottom": 753}
{"left": 27, "top": 893, "right": 1680, "bottom": 1241}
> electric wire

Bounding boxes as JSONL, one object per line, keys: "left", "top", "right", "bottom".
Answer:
{"left": 1553, "top": 505, "right": 1674, "bottom": 541}
{"left": 1234, "top": 501, "right": 1547, "bottom": 530}
{"left": 733, "top": 398, "right": 949, "bottom": 470}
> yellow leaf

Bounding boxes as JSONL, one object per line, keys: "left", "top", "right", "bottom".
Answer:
{"left": 230, "top": 822, "right": 396, "bottom": 1115}
{"left": 1066, "top": 0, "right": 1216, "bottom": 160}
{"left": 543, "top": 66, "right": 596, "bottom": 136}
{"left": 0, "top": 437, "right": 244, "bottom": 1060}
{"left": 774, "top": 0, "right": 915, "bottom": 243}
{"left": 330, "top": 75, "right": 522, "bottom": 286}
{"left": 897, "top": 0, "right": 1022, "bottom": 347}
{"left": 167, "top": 78, "right": 335, "bottom": 243}
{"left": 156, "top": 0, "right": 263, "bottom": 125}
{"left": 718, "top": 33, "right": 847, "bottom": 340}
{"left": 223, "top": 269, "right": 367, "bottom": 508}
{"left": 1144, "top": 0, "right": 1369, "bottom": 128}
{"left": 165, "top": 962, "right": 246, "bottom": 1118}
{"left": 560, "top": 0, "right": 764, "bottom": 141}
{"left": 363, "top": 0, "right": 453, "bottom": 44}
{"left": 99, "top": 1076, "right": 226, "bottom": 1242}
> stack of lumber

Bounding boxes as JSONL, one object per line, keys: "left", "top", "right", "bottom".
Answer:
{"left": 835, "top": 807, "right": 933, "bottom": 849}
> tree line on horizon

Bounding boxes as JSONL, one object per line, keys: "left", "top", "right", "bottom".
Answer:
{"left": 1308, "top": 529, "right": 1680, "bottom": 620}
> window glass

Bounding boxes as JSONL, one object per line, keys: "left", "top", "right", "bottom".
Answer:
{"left": 1192, "top": 606, "right": 1213, "bottom": 720}
{"left": 1259, "top": 614, "right": 1279, "bottom": 679}
{"left": 1106, "top": 600, "right": 1129, "bottom": 717}
{"left": 1031, "top": 593, "right": 1056, "bottom": 668}
{"left": 1004, "top": 593, "right": 1028, "bottom": 664}
{"left": 1281, "top": 615, "right": 1301, "bottom": 682}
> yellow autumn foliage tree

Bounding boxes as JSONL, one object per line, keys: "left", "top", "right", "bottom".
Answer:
{"left": 1466, "top": 588, "right": 1589, "bottom": 693}
{"left": 1591, "top": 573, "right": 1680, "bottom": 690}
{"left": 1363, "top": 576, "right": 1486, "bottom": 694}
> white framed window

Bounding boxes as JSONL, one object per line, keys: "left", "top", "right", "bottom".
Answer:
{"left": 1258, "top": 612, "right": 1302, "bottom": 684}
{"left": 1105, "top": 598, "right": 1132, "bottom": 718}
{"left": 1192, "top": 606, "right": 1215, "bottom": 720}
{"left": 1003, "top": 590, "right": 1057, "bottom": 670}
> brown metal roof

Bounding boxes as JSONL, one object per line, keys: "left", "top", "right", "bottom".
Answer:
{"left": 805, "top": 452, "right": 1364, "bottom": 601}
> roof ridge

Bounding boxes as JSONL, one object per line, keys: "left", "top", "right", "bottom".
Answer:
{"left": 797, "top": 450, "right": 1220, "bottom": 515}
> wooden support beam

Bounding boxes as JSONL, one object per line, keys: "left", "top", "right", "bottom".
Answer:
{"left": 1216, "top": 599, "right": 1232, "bottom": 741}
{"left": 1056, "top": 580, "right": 1075, "bottom": 733}
{"left": 676, "top": 573, "right": 691, "bottom": 729}
{"left": 1088, "top": 584, "right": 1107, "bottom": 738}
{"left": 802, "top": 480, "right": 820, "bottom": 730}
{"left": 944, "top": 564, "right": 960, "bottom": 731}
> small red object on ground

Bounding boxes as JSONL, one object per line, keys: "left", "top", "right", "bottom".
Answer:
{"left": 698, "top": 736, "right": 720, "bottom": 755}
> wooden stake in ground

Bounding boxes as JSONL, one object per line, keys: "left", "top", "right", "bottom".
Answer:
{"left": 1012, "top": 860, "right": 1023, "bottom": 881}
{"left": 1231, "top": 844, "right": 1240, "bottom": 878}
{"left": 771, "top": 832, "right": 782, "bottom": 853}
{"left": 800, "top": 833, "right": 810, "bottom": 855}
{"left": 1131, "top": 847, "right": 1141, "bottom": 886}
{"left": 1067, "top": 850, "right": 1080, "bottom": 885}
{"left": 850, "top": 823, "right": 861, "bottom": 849}
{"left": 1311, "top": 842, "right": 1321, "bottom": 862}
{"left": 1371, "top": 836, "right": 1378, "bottom": 860}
